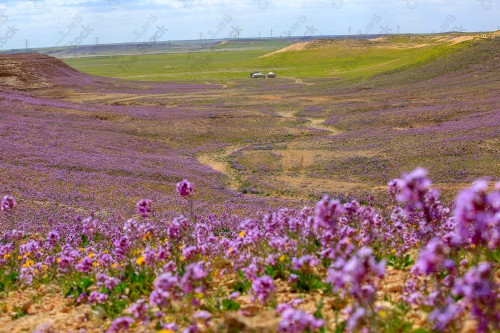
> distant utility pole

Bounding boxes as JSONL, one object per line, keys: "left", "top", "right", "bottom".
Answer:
{"left": 259, "top": 31, "right": 261, "bottom": 38}
{"left": 288, "top": 30, "right": 291, "bottom": 38}
{"left": 95, "top": 37, "right": 99, "bottom": 46}
{"left": 348, "top": 26, "right": 351, "bottom": 35}
{"left": 270, "top": 28, "right": 273, "bottom": 37}
{"left": 397, "top": 25, "right": 400, "bottom": 34}
{"left": 25, "top": 39, "right": 28, "bottom": 51}
{"left": 199, "top": 32, "right": 204, "bottom": 44}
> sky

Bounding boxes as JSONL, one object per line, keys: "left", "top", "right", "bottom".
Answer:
{"left": 0, "top": 0, "right": 498, "bottom": 50}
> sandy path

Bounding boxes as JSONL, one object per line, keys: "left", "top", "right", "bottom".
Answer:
{"left": 196, "top": 109, "right": 341, "bottom": 190}
{"left": 196, "top": 145, "right": 242, "bottom": 191}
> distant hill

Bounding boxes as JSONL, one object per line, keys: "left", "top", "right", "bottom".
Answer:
{"left": 0, "top": 53, "right": 96, "bottom": 90}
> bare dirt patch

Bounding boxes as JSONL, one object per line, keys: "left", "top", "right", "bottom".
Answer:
{"left": 259, "top": 42, "right": 310, "bottom": 58}
{"left": 0, "top": 285, "right": 107, "bottom": 333}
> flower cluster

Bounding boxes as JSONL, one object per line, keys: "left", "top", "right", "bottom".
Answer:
{"left": 0, "top": 170, "right": 497, "bottom": 332}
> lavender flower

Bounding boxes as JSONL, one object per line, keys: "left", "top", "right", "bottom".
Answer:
{"left": 176, "top": 179, "right": 193, "bottom": 197}
{"left": 88, "top": 291, "right": 109, "bottom": 304}
{"left": 252, "top": 275, "right": 275, "bottom": 303}
{"left": 428, "top": 299, "right": 463, "bottom": 332}
{"left": 1, "top": 195, "right": 16, "bottom": 213}
{"left": 96, "top": 273, "right": 119, "bottom": 290}
{"left": 391, "top": 167, "right": 431, "bottom": 209}
{"left": 107, "top": 317, "right": 134, "bottom": 333}
{"left": 75, "top": 257, "right": 94, "bottom": 273}
{"left": 452, "top": 263, "right": 498, "bottom": 333}
{"left": 46, "top": 230, "right": 60, "bottom": 245}
{"left": 113, "top": 236, "right": 131, "bottom": 257}
{"left": 412, "top": 238, "right": 450, "bottom": 275}
{"left": 453, "top": 180, "right": 499, "bottom": 248}
{"left": 278, "top": 308, "right": 324, "bottom": 333}
{"left": 136, "top": 199, "right": 152, "bottom": 218}
{"left": 126, "top": 299, "right": 149, "bottom": 323}
{"left": 82, "top": 216, "right": 98, "bottom": 238}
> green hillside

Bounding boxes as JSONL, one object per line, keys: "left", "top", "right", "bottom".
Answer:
{"left": 63, "top": 34, "right": 494, "bottom": 82}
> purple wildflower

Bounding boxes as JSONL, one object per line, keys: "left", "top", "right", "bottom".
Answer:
{"left": 113, "top": 236, "right": 131, "bottom": 257}
{"left": 279, "top": 308, "right": 324, "bottom": 333}
{"left": 252, "top": 275, "right": 275, "bottom": 303}
{"left": 412, "top": 238, "right": 450, "bottom": 275}
{"left": 1, "top": 195, "right": 16, "bottom": 213}
{"left": 88, "top": 291, "right": 109, "bottom": 304}
{"left": 452, "top": 263, "right": 498, "bottom": 333}
{"left": 136, "top": 199, "right": 152, "bottom": 218}
{"left": 126, "top": 299, "right": 149, "bottom": 323}
{"left": 107, "top": 317, "right": 134, "bottom": 333}
{"left": 392, "top": 167, "right": 431, "bottom": 209}
{"left": 176, "top": 179, "right": 193, "bottom": 197}
{"left": 46, "top": 230, "right": 60, "bottom": 245}
{"left": 82, "top": 216, "right": 98, "bottom": 238}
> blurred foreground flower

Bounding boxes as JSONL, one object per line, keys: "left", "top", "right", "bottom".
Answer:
{"left": 107, "top": 317, "right": 134, "bottom": 333}
{"left": 279, "top": 308, "right": 324, "bottom": 333}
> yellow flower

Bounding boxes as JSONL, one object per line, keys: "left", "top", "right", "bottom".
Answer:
{"left": 470, "top": 244, "right": 476, "bottom": 249}
{"left": 103, "top": 250, "right": 109, "bottom": 254}
{"left": 195, "top": 292, "right": 204, "bottom": 299}
{"left": 391, "top": 249, "right": 396, "bottom": 255}
{"left": 17, "top": 255, "right": 22, "bottom": 260}
{"left": 378, "top": 310, "right": 387, "bottom": 318}
{"left": 22, "top": 259, "right": 34, "bottom": 268}
{"left": 180, "top": 256, "right": 186, "bottom": 262}
{"left": 88, "top": 253, "right": 95, "bottom": 258}
{"left": 136, "top": 256, "right": 146, "bottom": 265}
{"left": 93, "top": 262, "right": 99, "bottom": 267}
{"left": 56, "top": 257, "right": 61, "bottom": 264}
{"left": 112, "top": 263, "right": 119, "bottom": 268}
{"left": 279, "top": 255, "right": 286, "bottom": 262}
{"left": 3, "top": 253, "right": 11, "bottom": 260}
{"left": 158, "top": 330, "right": 175, "bottom": 333}
{"left": 239, "top": 231, "right": 246, "bottom": 238}
{"left": 24, "top": 252, "right": 31, "bottom": 257}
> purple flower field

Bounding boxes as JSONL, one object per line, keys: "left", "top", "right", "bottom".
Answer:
{"left": 0, "top": 170, "right": 498, "bottom": 332}
{"left": 0, "top": 36, "right": 499, "bottom": 332}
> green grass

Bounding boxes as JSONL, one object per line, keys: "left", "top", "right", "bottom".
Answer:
{"left": 209, "top": 39, "right": 292, "bottom": 50}
{"left": 63, "top": 36, "right": 472, "bottom": 82}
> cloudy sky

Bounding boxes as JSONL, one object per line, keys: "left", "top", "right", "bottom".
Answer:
{"left": 0, "top": 0, "right": 498, "bottom": 49}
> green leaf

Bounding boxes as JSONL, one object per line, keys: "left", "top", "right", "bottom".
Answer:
{"left": 221, "top": 299, "right": 241, "bottom": 311}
